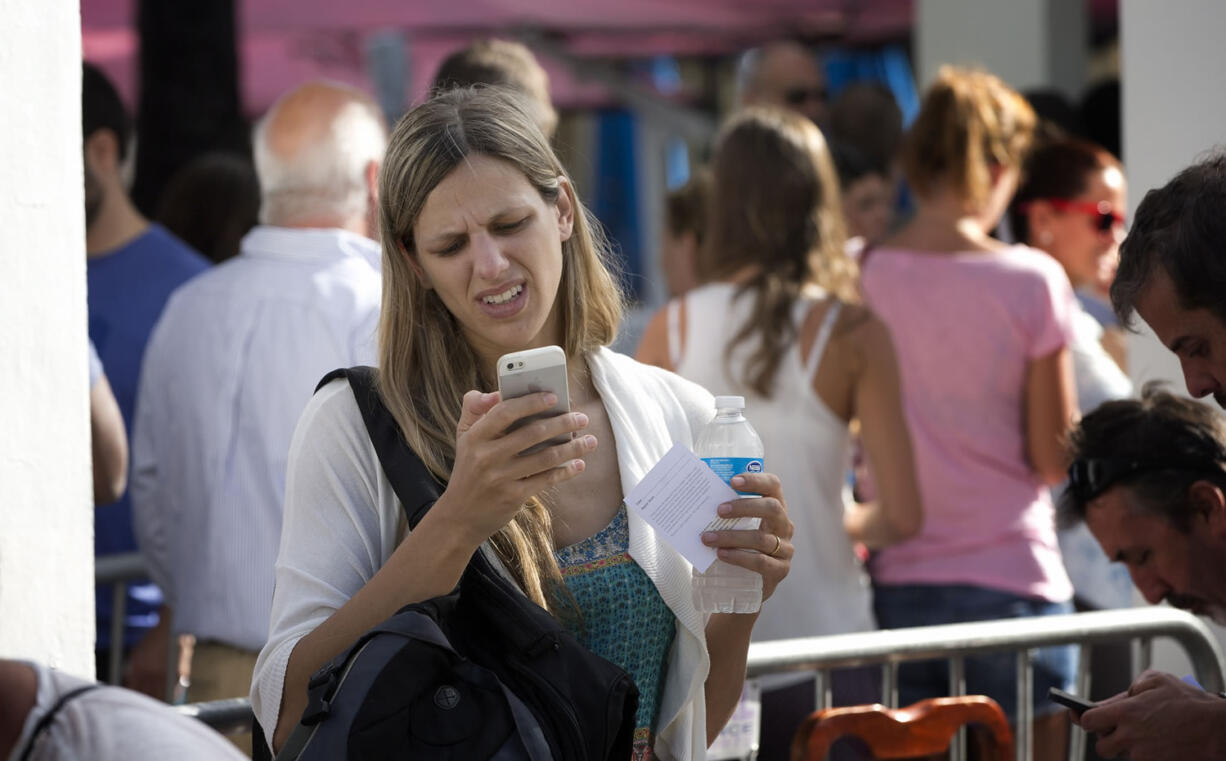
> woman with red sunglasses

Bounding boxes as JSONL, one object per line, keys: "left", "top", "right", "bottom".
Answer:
{"left": 1009, "top": 138, "right": 1131, "bottom": 378}
{"left": 1010, "top": 138, "right": 1128, "bottom": 312}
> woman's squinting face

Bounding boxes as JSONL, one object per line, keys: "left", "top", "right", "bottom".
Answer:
{"left": 1049, "top": 166, "right": 1127, "bottom": 290}
{"left": 412, "top": 154, "right": 573, "bottom": 366}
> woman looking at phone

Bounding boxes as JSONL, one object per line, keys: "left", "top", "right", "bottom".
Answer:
{"left": 638, "top": 108, "right": 922, "bottom": 761}
{"left": 250, "top": 87, "right": 795, "bottom": 761}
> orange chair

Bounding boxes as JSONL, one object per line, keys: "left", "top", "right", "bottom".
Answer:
{"left": 791, "top": 695, "right": 1013, "bottom": 761}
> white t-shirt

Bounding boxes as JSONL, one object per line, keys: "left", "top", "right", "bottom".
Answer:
{"left": 130, "top": 225, "right": 382, "bottom": 651}
{"left": 1056, "top": 302, "right": 1135, "bottom": 610}
{"left": 8, "top": 661, "right": 246, "bottom": 761}
{"left": 672, "top": 283, "right": 873, "bottom": 641}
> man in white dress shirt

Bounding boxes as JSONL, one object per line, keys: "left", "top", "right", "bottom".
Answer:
{"left": 129, "top": 81, "right": 387, "bottom": 747}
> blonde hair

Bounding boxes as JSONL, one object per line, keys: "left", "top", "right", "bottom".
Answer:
{"left": 701, "top": 107, "right": 856, "bottom": 397}
{"left": 902, "top": 66, "right": 1036, "bottom": 208}
{"left": 376, "top": 87, "right": 623, "bottom": 609}
{"left": 431, "top": 39, "right": 557, "bottom": 138}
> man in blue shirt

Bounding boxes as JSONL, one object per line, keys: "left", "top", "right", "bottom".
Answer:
{"left": 83, "top": 62, "right": 210, "bottom": 694}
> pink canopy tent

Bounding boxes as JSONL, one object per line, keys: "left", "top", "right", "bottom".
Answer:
{"left": 81, "top": 0, "right": 914, "bottom": 116}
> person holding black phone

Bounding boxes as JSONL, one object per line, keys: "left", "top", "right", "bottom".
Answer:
{"left": 1059, "top": 387, "right": 1226, "bottom": 761}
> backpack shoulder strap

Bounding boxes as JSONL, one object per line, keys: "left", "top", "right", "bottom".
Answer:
{"left": 316, "top": 367, "right": 444, "bottom": 530}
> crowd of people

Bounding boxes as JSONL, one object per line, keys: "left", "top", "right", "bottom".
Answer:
{"left": 13, "top": 30, "right": 1226, "bottom": 761}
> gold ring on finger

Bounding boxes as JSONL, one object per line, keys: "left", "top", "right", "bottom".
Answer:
{"left": 768, "top": 534, "right": 782, "bottom": 558}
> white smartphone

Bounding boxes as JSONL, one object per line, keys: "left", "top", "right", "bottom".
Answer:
{"left": 497, "top": 345, "right": 571, "bottom": 453}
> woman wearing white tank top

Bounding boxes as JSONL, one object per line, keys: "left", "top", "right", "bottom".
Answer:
{"left": 638, "top": 108, "right": 923, "bottom": 761}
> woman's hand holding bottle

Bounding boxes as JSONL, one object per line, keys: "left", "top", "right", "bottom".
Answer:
{"left": 700, "top": 471, "right": 794, "bottom": 602}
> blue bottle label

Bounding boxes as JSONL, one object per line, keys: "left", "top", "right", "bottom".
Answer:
{"left": 702, "top": 456, "right": 765, "bottom": 496}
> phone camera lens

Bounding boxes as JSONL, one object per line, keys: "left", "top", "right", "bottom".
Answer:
{"left": 506, "top": 363, "right": 514, "bottom": 371}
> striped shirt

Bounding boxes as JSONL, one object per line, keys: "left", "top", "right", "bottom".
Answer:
{"left": 130, "top": 226, "right": 382, "bottom": 651}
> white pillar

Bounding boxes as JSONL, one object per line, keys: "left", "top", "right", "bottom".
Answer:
{"left": 1120, "top": 0, "right": 1226, "bottom": 677}
{"left": 0, "top": 0, "right": 95, "bottom": 677}
{"left": 914, "top": 0, "right": 1086, "bottom": 97}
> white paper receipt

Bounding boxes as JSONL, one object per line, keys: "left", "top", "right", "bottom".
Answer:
{"left": 624, "top": 443, "right": 744, "bottom": 573}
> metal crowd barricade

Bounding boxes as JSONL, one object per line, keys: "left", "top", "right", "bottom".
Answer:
{"left": 175, "top": 697, "right": 256, "bottom": 736}
{"left": 170, "top": 608, "right": 1226, "bottom": 758}
{"left": 746, "top": 607, "right": 1226, "bottom": 761}
{"left": 93, "top": 551, "right": 149, "bottom": 685}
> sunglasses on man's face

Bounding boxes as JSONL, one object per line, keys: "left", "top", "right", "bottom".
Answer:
{"left": 783, "top": 86, "right": 828, "bottom": 107}
{"left": 1067, "top": 458, "right": 1147, "bottom": 503}
{"left": 1066, "top": 457, "right": 1221, "bottom": 504}
{"left": 1029, "top": 198, "right": 1125, "bottom": 233}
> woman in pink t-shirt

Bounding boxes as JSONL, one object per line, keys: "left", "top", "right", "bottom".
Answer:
{"left": 860, "top": 67, "right": 1079, "bottom": 759}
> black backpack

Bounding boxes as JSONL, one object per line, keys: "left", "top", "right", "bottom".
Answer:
{"left": 271, "top": 366, "right": 639, "bottom": 761}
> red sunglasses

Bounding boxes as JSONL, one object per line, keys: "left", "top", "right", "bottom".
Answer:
{"left": 1021, "top": 198, "right": 1125, "bottom": 233}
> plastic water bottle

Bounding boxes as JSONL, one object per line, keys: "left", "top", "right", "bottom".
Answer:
{"left": 692, "top": 395, "right": 765, "bottom": 614}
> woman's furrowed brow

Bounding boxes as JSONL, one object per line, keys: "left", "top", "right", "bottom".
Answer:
{"left": 423, "top": 227, "right": 465, "bottom": 247}
{"left": 422, "top": 201, "right": 535, "bottom": 244}
{"left": 485, "top": 204, "right": 534, "bottom": 222}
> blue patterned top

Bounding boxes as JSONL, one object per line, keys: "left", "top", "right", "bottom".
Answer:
{"left": 555, "top": 505, "right": 677, "bottom": 761}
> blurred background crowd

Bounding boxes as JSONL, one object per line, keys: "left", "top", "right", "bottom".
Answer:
{"left": 5, "top": 0, "right": 1226, "bottom": 759}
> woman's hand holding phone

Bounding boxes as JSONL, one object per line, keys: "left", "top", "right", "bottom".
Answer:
{"left": 434, "top": 389, "right": 597, "bottom": 547}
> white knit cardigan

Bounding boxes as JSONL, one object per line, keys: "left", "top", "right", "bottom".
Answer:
{"left": 251, "top": 348, "right": 717, "bottom": 760}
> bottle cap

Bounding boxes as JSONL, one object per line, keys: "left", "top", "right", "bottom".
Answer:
{"left": 713, "top": 395, "right": 745, "bottom": 410}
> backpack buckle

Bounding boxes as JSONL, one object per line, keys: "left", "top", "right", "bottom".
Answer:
{"left": 302, "top": 668, "right": 339, "bottom": 725}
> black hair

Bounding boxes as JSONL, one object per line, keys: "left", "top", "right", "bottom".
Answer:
{"left": 1112, "top": 152, "right": 1226, "bottom": 329}
{"left": 829, "top": 140, "right": 884, "bottom": 191}
{"left": 82, "top": 62, "right": 131, "bottom": 161}
{"left": 156, "top": 152, "right": 260, "bottom": 264}
{"left": 1061, "top": 383, "right": 1226, "bottom": 529}
{"left": 1021, "top": 88, "right": 1084, "bottom": 142}
{"left": 828, "top": 81, "right": 901, "bottom": 176}
{"left": 1080, "top": 80, "right": 1121, "bottom": 161}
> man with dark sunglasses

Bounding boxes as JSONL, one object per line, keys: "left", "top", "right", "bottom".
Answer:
{"left": 736, "top": 40, "right": 828, "bottom": 126}
{"left": 1112, "top": 153, "right": 1226, "bottom": 409}
{"left": 1060, "top": 386, "right": 1226, "bottom": 761}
